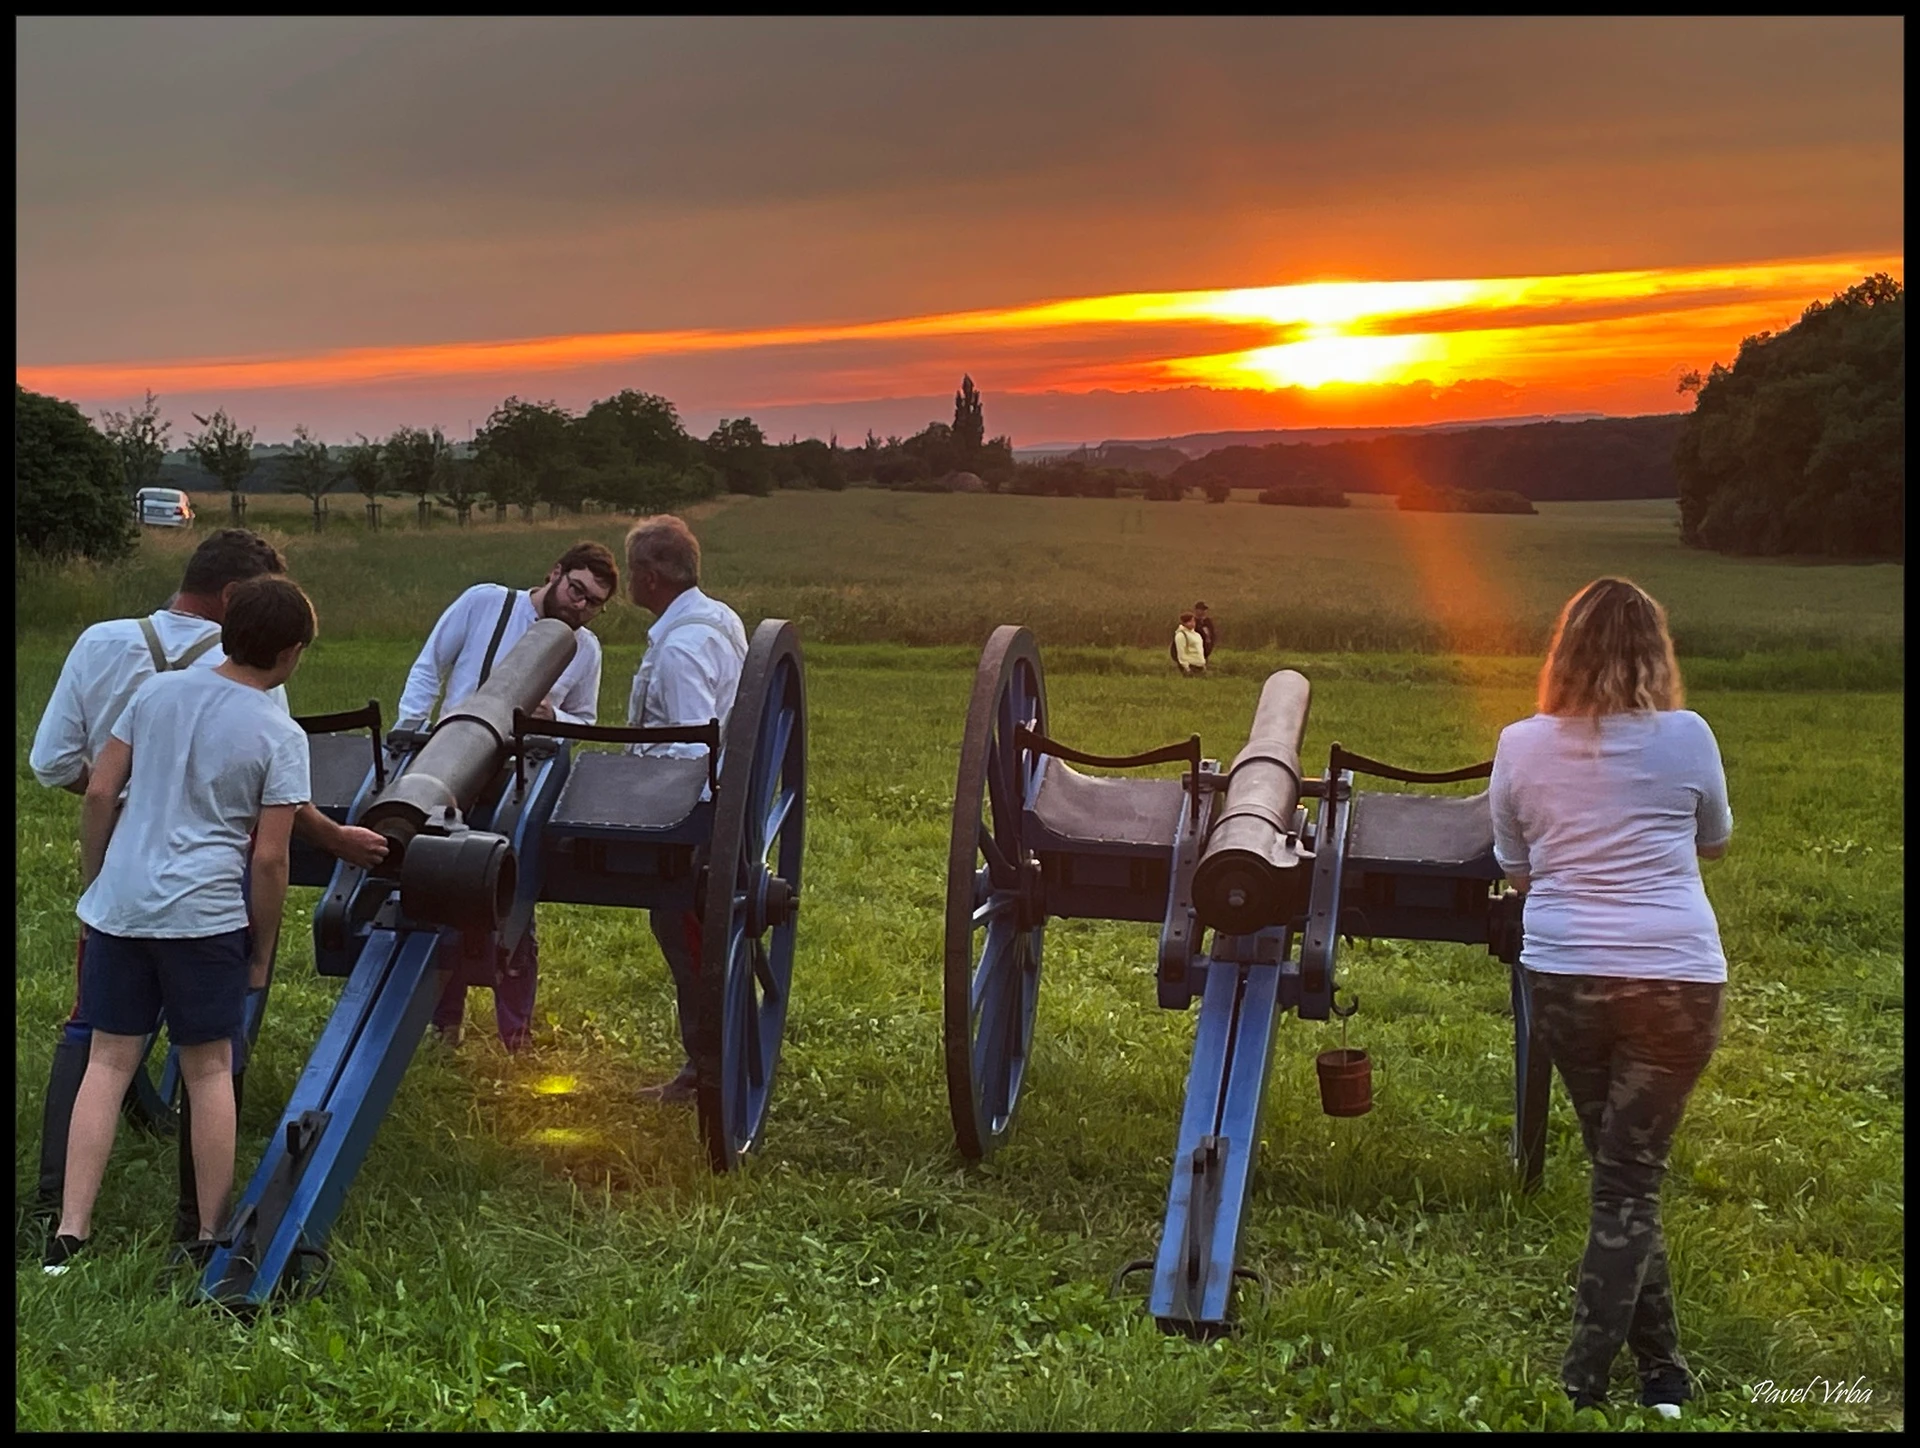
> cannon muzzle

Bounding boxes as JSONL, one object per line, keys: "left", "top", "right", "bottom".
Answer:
{"left": 1193, "top": 670, "right": 1311, "bottom": 934}
{"left": 360, "top": 618, "right": 579, "bottom": 862}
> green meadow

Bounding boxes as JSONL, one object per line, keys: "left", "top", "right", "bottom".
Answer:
{"left": 15, "top": 491, "right": 1904, "bottom": 1429}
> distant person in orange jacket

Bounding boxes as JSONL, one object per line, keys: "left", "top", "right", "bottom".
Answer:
{"left": 1173, "top": 613, "right": 1207, "bottom": 676}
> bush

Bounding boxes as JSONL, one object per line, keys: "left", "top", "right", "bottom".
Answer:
{"left": 1144, "top": 476, "right": 1188, "bottom": 502}
{"left": 1258, "top": 484, "right": 1350, "bottom": 508}
{"left": 1202, "top": 479, "right": 1232, "bottom": 503}
{"left": 15, "top": 385, "right": 138, "bottom": 562}
{"left": 1397, "top": 487, "right": 1536, "bottom": 515}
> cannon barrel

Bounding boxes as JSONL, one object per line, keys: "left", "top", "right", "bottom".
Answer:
{"left": 358, "top": 619, "right": 577, "bottom": 928}
{"left": 1192, "top": 670, "right": 1312, "bottom": 934}
{"left": 361, "top": 618, "right": 579, "bottom": 849}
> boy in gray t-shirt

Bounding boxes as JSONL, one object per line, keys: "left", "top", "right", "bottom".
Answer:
{"left": 46, "top": 578, "right": 319, "bottom": 1274}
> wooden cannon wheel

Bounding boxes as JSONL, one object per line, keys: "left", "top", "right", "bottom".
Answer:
{"left": 696, "top": 618, "right": 808, "bottom": 1173}
{"left": 944, "top": 625, "right": 1049, "bottom": 1160}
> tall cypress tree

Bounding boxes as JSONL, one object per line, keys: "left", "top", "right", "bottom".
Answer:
{"left": 953, "top": 375, "right": 985, "bottom": 463}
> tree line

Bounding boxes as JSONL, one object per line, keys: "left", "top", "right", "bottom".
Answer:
{"left": 1168, "top": 415, "right": 1685, "bottom": 502}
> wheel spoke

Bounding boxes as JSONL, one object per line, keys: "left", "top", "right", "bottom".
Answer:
{"left": 755, "top": 703, "right": 796, "bottom": 817}
{"left": 972, "top": 893, "right": 1014, "bottom": 929}
{"left": 972, "top": 947, "right": 1015, "bottom": 1119}
{"left": 752, "top": 934, "right": 779, "bottom": 1003}
{"left": 741, "top": 945, "right": 766, "bottom": 1091}
{"left": 971, "top": 916, "right": 1014, "bottom": 1021}
{"left": 977, "top": 823, "right": 1015, "bottom": 887}
{"left": 760, "top": 784, "right": 796, "bottom": 861}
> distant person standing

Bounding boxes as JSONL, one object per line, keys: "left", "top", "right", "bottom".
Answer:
{"left": 397, "top": 541, "right": 616, "bottom": 1051}
{"left": 1490, "top": 577, "right": 1732, "bottom": 1419}
{"left": 1192, "top": 601, "right": 1217, "bottom": 661}
{"left": 1172, "top": 612, "right": 1207, "bottom": 676}
{"left": 622, "top": 515, "right": 750, "bottom": 1104}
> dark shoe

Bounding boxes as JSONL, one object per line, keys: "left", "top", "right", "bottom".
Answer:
{"left": 1640, "top": 1369, "right": 1694, "bottom": 1410}
{"left": 42, "top": 1233, "right": 86, "bottom": 1275}
{"left": 636, "top": 1064, "right": 699, "bottom": 1105}
{"left": 1566, "top": 1385, "right": 1608, "bottom": 1413}
{"left": 431, "top": 1024, "right": 463, "bottom": 1049}
{"left": 171, "top": 1237, "right": 219, "bottom": 1272}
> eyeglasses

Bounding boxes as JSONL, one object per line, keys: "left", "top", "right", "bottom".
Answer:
{"left": 559, "top": 572, "right": 611, "bottom": 614}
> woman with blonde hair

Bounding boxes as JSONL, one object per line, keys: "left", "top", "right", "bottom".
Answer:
{"left": 1490, "top": 578, "right": 1733, "bottom": 1418}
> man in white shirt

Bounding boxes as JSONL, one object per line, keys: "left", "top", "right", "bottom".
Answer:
{"left": 399, "top": 541, "right": 617, "bottom": 1051}
{"left": 623, "top": 516, "right": 749, "bottom": 1104}
{"left": 26, "top": 529, "right": 388, "bottom": 1244}
{"left": 48, "top": 578, "right": 320, "bottom": 1273}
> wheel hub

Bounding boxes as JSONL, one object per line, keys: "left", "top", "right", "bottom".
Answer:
{"left": 743, "top": 864, "right": 797, "bottom": 935}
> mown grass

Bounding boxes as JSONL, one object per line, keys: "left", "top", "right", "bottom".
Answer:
{"left": 19, "top": 489, "right": 1905, "bottom": 671}
{"left": 15, "top": 619, "right": 1903, "bottom": 1429}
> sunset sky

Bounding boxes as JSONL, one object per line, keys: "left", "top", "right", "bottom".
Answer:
{"left": 15, "top": 17, "right": 1905, "bottom": 448}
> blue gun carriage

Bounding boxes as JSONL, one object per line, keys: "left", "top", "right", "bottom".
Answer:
{"left": 944, "top": 626, "right": 1539, "bottom": 1337}
{"left": 180, "top": 616, "right": 807, "bottom": 1310}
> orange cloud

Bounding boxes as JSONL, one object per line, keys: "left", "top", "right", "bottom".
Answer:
{"left": 17, "top": 254, "right": 1901, "bottom": 435}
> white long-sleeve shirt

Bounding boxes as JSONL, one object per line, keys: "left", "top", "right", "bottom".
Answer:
{"left": 31, "top": 610, "right": 289, "bottom": 790}
{"left": 397, "top": 584, "right": 602, "bottom": 727}
{"left": 1490, "top": 710, "right": 1733, "bottom": 982}
{"left": 626, "top": 587, "right": 749, "bottom": 766}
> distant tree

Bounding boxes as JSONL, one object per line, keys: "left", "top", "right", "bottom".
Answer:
{"left": 436, "top": 452, "right": 485, "bottom": 525}
{"left": 16, "top": 385, "right": 139, "bottom": 561}
{"left": 1202, "top": 479, "right": 1232, "bottom": 504}
{"left": 386, "top": 425, "right": 451, "bottom": 525}
{"left": 98, "top": 389, "right": 171, "bottom": 499}
{"left": 1397, "top": 486, "right": 1535, "bottom": 515}
{"left": 281, "top": 424, "right": 340, "bottom": 531}
{"left": 773, "top": 436, "right": 846, "bottom": 490}
{"left": 708, "top": 416, "right": 773, "bottom": 496}
{"left": 186, "top": 408, "right": 258, "bottom": 523}
{"left": 902, "top": 421, "right": 960, "bottom": 481}
{"left": 953, "top": 374, "right": 985, "bottom": 463}
{"left": 1258, "top": 484, "right": 1349, "bottom": 508}
{"left": 576, "top": 390, "right": 696, "bottom": 471}
{"left": 475, "top": 397, "right": 572, "bottom": 520}
{"left": 976, "top": 434, "right": 1015, "bottom": 490}
{"left": 1675, "top": 273, "right": 1904, "bottom": 558}
{"left": 341, "top": 433, "right": 387, "bottom": 528}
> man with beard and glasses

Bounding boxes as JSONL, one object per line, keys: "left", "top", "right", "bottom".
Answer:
{"left": 397, "top": 541, "right": 617, "bottom": 1052}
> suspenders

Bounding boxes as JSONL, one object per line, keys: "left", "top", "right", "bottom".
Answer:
{"left": 477, "top": 587, "right": 519, "bottom": 688}
{"left": 138, "top": 616, "right": 221, "bottom": 673}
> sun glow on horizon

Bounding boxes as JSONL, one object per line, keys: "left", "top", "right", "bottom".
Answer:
{"left": 15, "top": 254, "right": 1901, "bottom": 426}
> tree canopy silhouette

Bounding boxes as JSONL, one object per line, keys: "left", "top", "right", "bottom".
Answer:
{"left": 1674, "top": 273, "right": 1904, "bottom": 558}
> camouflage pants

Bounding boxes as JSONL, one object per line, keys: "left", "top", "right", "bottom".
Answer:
{"left": 1526, "top": 970, "right": 1724, "bottom": 1401}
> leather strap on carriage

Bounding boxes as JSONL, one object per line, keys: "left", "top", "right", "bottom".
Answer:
{"left": 1329, "top": 743, "right": 1492, "bottom": 785}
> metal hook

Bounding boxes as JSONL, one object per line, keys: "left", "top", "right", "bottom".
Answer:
{"left": 1331, "top": 987, "right": 1359, "bottom": 1020}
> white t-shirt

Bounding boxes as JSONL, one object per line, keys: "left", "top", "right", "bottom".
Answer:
{"left": 397, "top": 584, "right": 602, "bottom": 727}
{"left": 30, "top": 610, "right": 290, "bottom": 789}
{"left": 77, "top": 669, "right": 312, "bottom": 939}
{"left": 626, "top": 587, "right": 749, "bottom": 769}
{"left": 1490, "top": 710, "right": 1734, "bottom": 982}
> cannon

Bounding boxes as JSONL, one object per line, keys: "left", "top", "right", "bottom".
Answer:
{"left": 944, "top": 627, "right": 1537, "bottom": 1337}
{"left": 195, "top": 617, "right": 808, "bottom": 1309}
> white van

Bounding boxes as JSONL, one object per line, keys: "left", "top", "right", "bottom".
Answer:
{"left": 135, "top": 487, "right": 195, "bottom": 528}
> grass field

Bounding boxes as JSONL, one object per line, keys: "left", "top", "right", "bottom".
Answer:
{"left": 15, "top": 492, "right": 1904, "bottom": 1429}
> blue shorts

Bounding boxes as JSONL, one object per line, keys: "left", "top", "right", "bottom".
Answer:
{"left": 79, "top": 929, "right": 250, "bottom": 1047}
